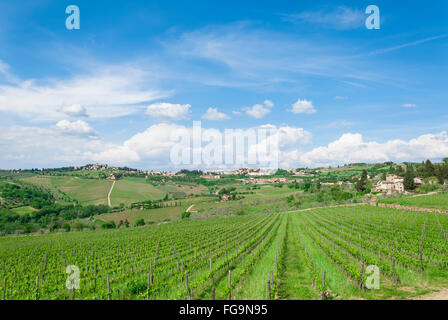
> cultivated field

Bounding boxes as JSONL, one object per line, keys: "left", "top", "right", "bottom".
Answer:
{"left": 378, "top": 192, "right": 448, "bottom": 210}
{"left": 1, "top": 205, "right": 447, "bottom": 300}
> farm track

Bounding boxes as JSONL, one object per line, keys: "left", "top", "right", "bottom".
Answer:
{"left": 377, "top": 202, "right": 448, "bottom": 214}
{"left": 413, "top": 289, "right": 448, "bottom": 300}
{"left": 292, "top": 202, "right": 369, "bottom": 213}
{"left": 107, "top": 180, "right": 115, "bottom": 207}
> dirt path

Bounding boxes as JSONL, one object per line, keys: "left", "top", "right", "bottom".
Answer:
{"left": 410, "top": 191, "right": 440, "bottom": 198}
{"left": 107, "top": 180, "right": 116, "bottom": 207}
{"left": 186, "top": 204, "right": 196, "bottom": 212}
{"left": 377, "top": 202, "right": 448, "bottom": 214}
{"left": 414, "top": 289, "right": 448, "bottom": 300}
{"left": 292, "top": 202, "right": 368, "bottom": 213}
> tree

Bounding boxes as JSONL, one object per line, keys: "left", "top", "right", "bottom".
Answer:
{"left": 395, "top": 165, "right": 405, "bottom": 176}
{"left": 381, "top": 172, "right": 387, "bottom": 181}
{"left": 355, "top": 170, "right": 368, "bottom": 192}
{"left": 416, "top": 162, "right": 426, "bottom": 178}
{"left": 425, "top": 160, "right": 435, "bottom": 177}
{"left": 403, "top": 165, "right": 415, "bottom": 191}
{"left": 435, "top": 164, "right": 445, "bottom": 185}
{"left": 388, "top": 165, "right": 395, "bottom": 174}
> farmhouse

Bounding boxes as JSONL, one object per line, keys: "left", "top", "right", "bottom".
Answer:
{"left": 107, "top": 173, "right": 116, "bottom": 180}
{"left": 373, "top": 174, "right": 404, "bottom": 194}
{"left": 373, "top": 174, "right": 424, "bottom": 194}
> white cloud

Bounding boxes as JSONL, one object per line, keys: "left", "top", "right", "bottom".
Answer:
{"left": 299, "top": 132, "right": 448, "bottom": 167}
{"left": 146, "top": 102, "right": 191, "bottom": 121}
{"left": 264, "top": 100, "right": 274, "bottom": 108}
{"left": 0, "top": 65, "right": 169, "bottom": 122}
{"left": 61, "top": 104, "right": 88, "bottom": 117}
{"left": 286, "top": 6, "right": 365, "bottom": 30}
{"left": 0, "top": 125, "right": 109, "bottom": 168}
{"left": 328, "top": 120, "right": 353, "bottom": 128}
{"left": 289, "top": 98, "right": 317, "bottom": 114}
{"left": 55, "top": 120, "right": 96, "bottom": 137}
{"left": 89, "top": 123, "right": 311, "bottom": 168}
{"left": 90, "top": 123, "right": 186, "bottom": 165}
{"left": 402, "top": 103, "right": 417, "bottom": 108}
{"left": 244, "top": 100, "right": 274, "bottom": 119}
{"left": 170, "top": 22, "right": 402, "bottom": 89}
{"left": 0, "top": 60, "right": 19, "bottom": 84}
{"left": 202, "top": 107, "right": 230, "bottom": 120}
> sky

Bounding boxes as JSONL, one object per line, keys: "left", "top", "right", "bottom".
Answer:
{"left": 0, "top": 0, "right": 447, "bottom": 170}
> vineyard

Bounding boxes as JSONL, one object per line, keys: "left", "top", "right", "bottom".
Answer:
{"left": 378, "top": 192, "right": 448, "bottom": 210}
{"left": 0, "top": 205, "right": 447, "bottom": 300}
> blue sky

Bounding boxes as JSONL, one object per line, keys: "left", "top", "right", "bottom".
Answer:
{"left": 0, "top": 0, "right": 447, "bottom": 169}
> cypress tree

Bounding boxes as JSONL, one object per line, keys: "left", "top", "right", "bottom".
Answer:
{"left": 356, "top": 170, "right": 368, "bottom": 192}
{"left": 404, "top": 165, "right": 416, "bottom": 191}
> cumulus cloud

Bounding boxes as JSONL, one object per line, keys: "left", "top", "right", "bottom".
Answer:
{"left": 90, "top": 123, "right": 186, "bottom": 165}
{"left": 299, "top": 132, "right": 448, "bottom": 167}
{"left": 244, "top": 100, "right": 274, "bottom": 119}
{"left": 289, "top": 98, "right": 317, "bottom": 114}
{"left": 61, "top": 104, "right": 88, "bottom": 117}
{"left": 55, "top": 120, "right": 96, "bottom": 137}
{"left": 0, "top": 125, "right": 109, "bottom": 168}
{"left": 202, "top": 107, "right": 230, "bottom": 120}
{"left": 0, "top": 65, "right": 169, "bottom": 121}
{"left": 146, "top": 102, "right": 191, "bottom": 121}
{"left": 89, "top": 123, "right": 311, "bottom": 168}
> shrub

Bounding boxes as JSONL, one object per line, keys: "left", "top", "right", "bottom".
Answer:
{"left": 134, "top": 219, "right": 145, "bottom": 227}
{"left": 23, "top": 223, "right": 38, "bottom": 234}
{"left": 101, "top": 221, "right": 116, "bottom": 229}
{"left": 419, "top": 183, "right": 439, "bottom": 193}
{"left": 181, "top": 211, "right": 191, "bottom": 219}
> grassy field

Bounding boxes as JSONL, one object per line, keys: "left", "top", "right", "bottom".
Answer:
{"left": 10, "top": 206, "right": 38, "bottom": 215}
{"left": 155, "top": 181, "right": 209, "bottom": 198}
{"left": 19, "top": 176, "right": 184, "bottom": 207}
{"left": 1, "top": 205, "right": 447, "bottom": 300}
{"left": 50, "top": 176, "right": 112, "bottom": 206}
{"left": 109, "top": 178, "right": 167, "bottom": 206}
{"left": 97, "top": 206, "right": 186, "bottom": 224}
{"left": 378, "top": 192, "right": 448, "bottom": 210}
